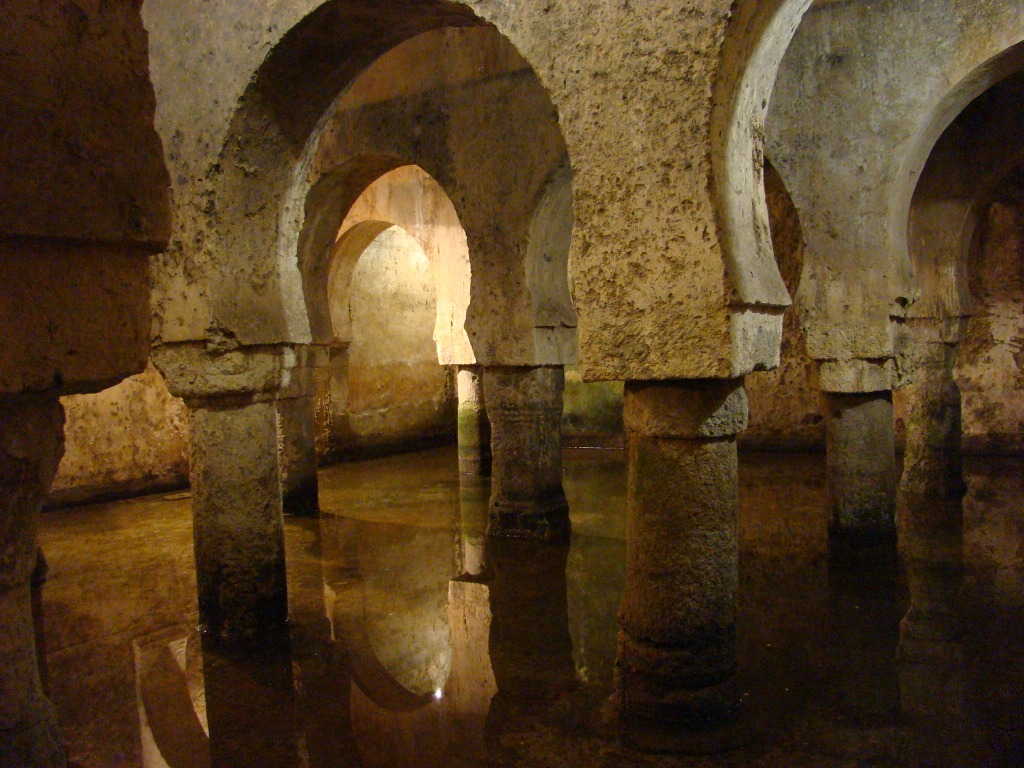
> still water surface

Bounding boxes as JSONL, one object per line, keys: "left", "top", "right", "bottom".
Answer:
{"left": 38, "top": 447, "right": 1023, "bottom": 767}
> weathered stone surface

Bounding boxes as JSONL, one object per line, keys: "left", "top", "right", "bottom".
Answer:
{"left": 0, "top": 0, "right": 169, "bottom": 245}
{"left": 824, "top": 392, "right": 897, "bottom": 537}
{"left": 617, "top": 381, "right": 743, "bottom": 732}
{"left": 327, "top": 224, "right": 456, "bottom": 455}
{"left": 744, "top": 162, "right": 823, "bottom": 450}
{"left": 152, "top": 343, "right": 297, "bottom": 403}
{"left": 624, "top": 380, "right": 748, "bottom": 440}
{"left": 457, "top": 367, "right": 491, "bottom": 477}
{"left": 956, "top": 174, "right": 1024, "bottom": 455}
{"left": 188, "top": 401, "right": 288, "bottom": 647}
{"left": 0, "top": 243, "right": 152, "bottom": 397}
{"left": 899, "top": 335, "right": 965, "bottom": 500}
{"left": 277, "top": 395, "right": 320, "bottom": 518}
{"left": 768, "top": 0, "right": 1024, "bottom": 364}
{"left": 144, "top": 0, "right": 808, "bottom": 380}
{"left": 49, "top": 363, "right": 189, "bottom": 507}
{"left": 0, "top": 396, "right": 66, "bottom": 768}
{"left": 818, "top": 359, "right": 895, "bottom": 395}
{"left": 484, "top": 367, "right": 568, "bottom": 542}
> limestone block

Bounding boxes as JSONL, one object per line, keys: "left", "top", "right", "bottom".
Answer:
{"left": 0, "top": 0, "right": 169, "bottom": 245}
{"left": 623, "top": 380, "right": 748, "bottom": 439}
{"left": 818, "top": 358, "right": 895, "bottom": 394}
{"left": 0, "top": 243, "right": 150, "bottom": 397}
{"left": 152, "top": 342, "right": 297, "bottom": 402}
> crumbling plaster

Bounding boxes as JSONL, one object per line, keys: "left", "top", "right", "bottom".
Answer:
{"left": 767, "top": 0, "right": 1024, "bottom": 379}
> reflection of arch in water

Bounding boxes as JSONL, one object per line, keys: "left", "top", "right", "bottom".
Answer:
{"left": 321, "top": 516, "right": 456, "bottom": 711}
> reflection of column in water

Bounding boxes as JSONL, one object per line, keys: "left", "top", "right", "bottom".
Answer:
{"left": 961, "top": 464, "right": 1024, "bottom": 754}
{"left": 826, "top": 545, "right": 903, "bottom": 722}
{"left": 134, "top": 629, "right": 211, "bottom": 768}
{"left": 897, "top": 495, "right": 964, "bottom": 722}
{"left": 458, "top": 474, "right": 490, "bottom": 578}
{"left": 291, "top": 515, "right": 359, "bottom": 767}
{"left": 484, "top": 538, "right": 576, "bottom": 730}
{"left": 201, "top": 639, "right": 299, "bottom": 768}
{"left": 738, "top": 456, "right": 830, "bottom": 736}
{"left": 896, "top": 336, "right": 966, "bottom": 728}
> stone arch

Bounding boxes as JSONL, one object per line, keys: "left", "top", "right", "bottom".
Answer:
{"left": 906, "top": 60, "right": 1024, "bottom": 324}
{"left": 160, "top": 5, "right": 574, "bottom": 372}
{"left": 767, "top": 0, "right": 1024, "bottom": 371}
{"left": 315, "top": 164, "right": 472, "bottom": 364}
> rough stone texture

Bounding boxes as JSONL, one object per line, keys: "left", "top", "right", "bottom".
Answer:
{"left": 0, "top": 0, "right": 169, "bottom": 245}
{"left": 327, "top": 166, "right": 474, "bottom": 363}
{"left": 744, "top": 162, "right": 823, "bottom": 451}
{"left": 483, "top": 367, "right": 568, "bottom": 542}
{"left": 144, "top": 0, "right": 810, "bottom": 381}
{"left": 277, "top": 395, "right": 320, "bottom": 518}
{"left": 617, "top": 381, "right": 745, "bottom": 731}
{"left": 899, "top": 333, "right": 965, "bottom": 500}
{"left": 48, "top": 363, "right": 189, "bottom": 507}
{"left": 818, "top": 359, "right": 896, "bottom": 395}
{"left": 767, "top": 0, "right": 1024, "bottom": 368}
{"left": 561, "top": 366, "right": 624, "bottom": 446}
{"left": 326, "top": 225, "right": 456, "bottom": 456}
{"left": 152, "top": 343, "right": 297, "bottom": 402}
{"left": 457, "top": 367, "right": 491, "bottom": 477}
{"left": 1, "top": 3, "right": 170, "bottom": 762}
{"left": 0, "top": 243, "right": 152, "bottom": 397}
{"left": 0, "top": 396, "right": 66, "bottom": 768}
{"left": 824, "top": 393, "right": 897, "bottom": 537}
{"left": 188, "top": 402, "right": 288, "bottom": 647}
{"left": 956, "top": 175, "right": 1024, "bottom": 455}
{"left": 623, "top": 379, "right": 748, "bottom": 440}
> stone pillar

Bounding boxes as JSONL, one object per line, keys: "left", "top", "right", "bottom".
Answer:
{"left": 899, "top": 337, "right": 964, "bottom": 502}
{"left": 617, "top": 379, "right": 747, "bottom": 747}
{"left": 896, "top": 325, "right": 965, "bottom": 722}
{"left": 154, "top": 343, "right": 296, "bottom": 649}
{"left": 483, "top": 366, "right": 568, "bottom": 542}
{"left": 458, "top": 474, "right": 489, "bottom": 578}
{"left": 0, "top": 395, "right": 67, "bottom": 768}
{"left": 457, "top": 366, "right": 491, "bottom": 477}
{"left": 823, "top": 392, "right": 897, "bottom": 539}
{"left": 189, "top": 399, "right": 288, "bottom": 647}
{"left": 277, "top": 345, "right": 328, "bottom": 518}
{"left": 277, "top": 395, "right": 319, "bottom": 518}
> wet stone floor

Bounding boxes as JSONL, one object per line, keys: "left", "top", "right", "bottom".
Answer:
{"left": 37, "top": 447, "right": 1024, "bottom": 767}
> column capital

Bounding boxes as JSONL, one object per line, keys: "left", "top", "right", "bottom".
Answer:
{"left": 623, "top": 379, "right": 747, "bottom": 439}
{"left": 152, "top": 341, "right": 297, "bottom": 405}
{"left": 816, "top": 358, "right": 894, "bottom": 394}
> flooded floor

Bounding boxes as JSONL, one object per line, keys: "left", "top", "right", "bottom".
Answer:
{"left": 37, "top": 447, "right": 1024, "bottom": 767}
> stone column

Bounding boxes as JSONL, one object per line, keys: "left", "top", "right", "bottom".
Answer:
{"left": 154, "top": 343, "right": 296, "bottom": 649}
{"left": 0, "top": 395, "right": 67, "bottom": 768}
{"left": 617, "top": 379, "right": 747, "bottom": 747}
{"left": 899, "top": 335, "right": 964, "bottom": 503}
{"left": 823, "top": 392, "right": 897, "bottom": 539}
{"left": 817, "top": 360, "right": 898, "bottom": 541}
{"left": 189, "top": 399, "right": 289, "bottom": 647}
{"left": 456, "top": 366, "right": 491, "bottom": 477}
{"left": 483, "top": 366, "right": 568, "bottom": 542}
{"left": 277, "top": 345, "right": 328, "bottom": 518}
{"left": 896, "top": 325, "right": 965, "bottom": 721}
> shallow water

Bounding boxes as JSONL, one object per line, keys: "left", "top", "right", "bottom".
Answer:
{"left": 37, "top": 447, "right": 1024, "bottom": 767}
